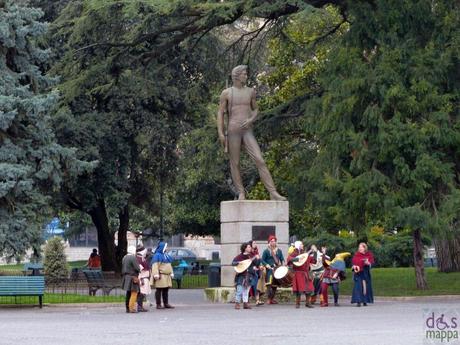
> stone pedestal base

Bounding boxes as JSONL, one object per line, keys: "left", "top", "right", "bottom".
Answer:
{"left": 220, "top": 200, "right": 289, "bottom": 287}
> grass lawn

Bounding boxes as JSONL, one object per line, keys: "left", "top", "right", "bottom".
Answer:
{"left": 180, "top": 274, "right": 208, "bottom": 289}
{"left": 0, "top": 260, "right": 87, "bottom": 272}
{"left": 44, "top": 293, "right": 124, "bottom": 303}
{"left": 339, "top": 267, "right": 460, "bottom": 296}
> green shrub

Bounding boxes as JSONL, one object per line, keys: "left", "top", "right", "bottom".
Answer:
{"left": 304, "top": 231, "right": 416, "bottom": 268}
{"left": 43, "top": 237, "right": 69, "bottom": 285}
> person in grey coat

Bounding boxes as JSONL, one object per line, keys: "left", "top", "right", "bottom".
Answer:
{"left": 122, "top": 245, "right": 141, "bottom": 313}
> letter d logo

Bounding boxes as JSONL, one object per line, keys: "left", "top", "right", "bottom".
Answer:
{"left": 426, "top": 312, "right": 435, "bottom": 328}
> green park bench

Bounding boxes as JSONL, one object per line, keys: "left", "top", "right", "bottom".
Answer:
{"left": 22, "top": 263, "right": 44, "bottom": 276}
{"left": 82, "top": 270, "right": 121, "bottom": 296}
{"left": 172, "top": 266, "right": 185, "bottom": 289}
{"left": 0, "top": 276, "right": 45, "bottom": 308}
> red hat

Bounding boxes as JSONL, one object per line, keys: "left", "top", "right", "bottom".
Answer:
{"left": 268, "top": 235, "right": 277, "bottom": 243}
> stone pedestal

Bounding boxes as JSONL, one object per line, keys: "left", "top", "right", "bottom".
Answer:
{"left": 220, "top": 200, "right": 289, "bottom": 287}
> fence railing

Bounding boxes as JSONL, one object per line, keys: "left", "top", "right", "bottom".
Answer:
{"left": 0, "top": 266, "right": 210, "bottom": 305}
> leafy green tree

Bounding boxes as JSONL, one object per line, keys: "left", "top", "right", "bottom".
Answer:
{"left": 169, "top": 116, "right": 231, "bottom": 236}
{"left": 0, "top": 1, "right": 89, "bottom": 260}
{"left": 308, "top": 0, "right": 460, "bottom": 288}
{"left": 247, "top": 5, "right": 346, "bottom": 239}
{"left": 47, "top": 1, "right": 226, "bottom": 269}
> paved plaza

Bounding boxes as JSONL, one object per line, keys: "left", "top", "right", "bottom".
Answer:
{"left": 1, "top": 290, "right": 459, "bottom": 345}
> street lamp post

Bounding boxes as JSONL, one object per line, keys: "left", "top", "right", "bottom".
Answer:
{"left": 159, "top": 178, "right": 164, "bottom": 240}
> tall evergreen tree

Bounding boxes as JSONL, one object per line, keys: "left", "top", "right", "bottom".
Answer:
{"left": 0, "top": 0, "right": 89, "bottom": 260}
{"left": 308, "top": 0, "right": 460, "bottom": 288}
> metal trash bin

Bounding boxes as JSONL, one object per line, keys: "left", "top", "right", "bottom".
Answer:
{"left": 208, "top": 263, "right": 221, "bottom": 287}
{"left": 212, "top": 251, "right": 220, "bottom": 261}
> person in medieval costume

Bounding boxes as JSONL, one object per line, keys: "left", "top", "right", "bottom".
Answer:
{"left": 310, "top": 244, "right": 330, "bottom": 304}
{"left": 122, "top": 245, "right": 141, "bottom": 313}
{"left": 261, "top": 235, "right": 285, "bottom": 304}
{"left": 287, "top": 241, "right": 316, "bottom": 308}
{"left": 320, "top": 252, "right": 350, "bottom": 307}
{"left": 150, "top": 242, "right": 175, "bottom": 309}
{"left": 232, "top": 242, "right": 259, "bottom": 310}
{"left": 136, "top": 245, "right": 151, "bottom": 312}
{"left": 248, "top": 240, "right": 264, "bottom": 306}
{"left": 351, "top": 242, "right": 375, "bottom": 307}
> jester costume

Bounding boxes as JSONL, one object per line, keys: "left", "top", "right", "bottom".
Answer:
{"left": 320, "top": 253, "right": 350, "bottom": 307}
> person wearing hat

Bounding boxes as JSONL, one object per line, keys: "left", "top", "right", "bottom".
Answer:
{"left": 136, "top": 245, "right": 150, "bottom": 312}
{"left": 122, "top": 245, "right": 141, "bottom": 313}
{"left": 150, "top": 241, "right": 175, "bottom": 309}
{"left": 232, "top": 242, "right": 259, "bottom": 309}
{"left": 261, "top": 235, "right": 285, "bottom": 304}
{"left": 320, "top": 252, "right": 350, "bottom": 307}
{"left": 287, "top": 241, "right": 316, "bottom": 308}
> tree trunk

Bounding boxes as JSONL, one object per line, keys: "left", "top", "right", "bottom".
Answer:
{"left": 433, "top": 233, "right": 460, "bottom": 272}
{"left": 413, "top": 228, "right": 428, "bottom": 289}
{"left": 116, "top": 204, "right": 129, "bottom": 266}
{"left": 88, "top": 199, "right": 118, "bottom": 271}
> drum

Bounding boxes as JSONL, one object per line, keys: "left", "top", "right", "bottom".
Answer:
{"left": 273, "top": 266, "right": 293, "bottom": 287}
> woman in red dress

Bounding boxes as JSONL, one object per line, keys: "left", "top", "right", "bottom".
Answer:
{"left": 287, "top": 241, "right": 316, "bottom": 308}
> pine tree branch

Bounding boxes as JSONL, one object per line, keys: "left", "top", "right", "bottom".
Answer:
{"left": 73, "top": 0, "right": 345, "bottom": 62}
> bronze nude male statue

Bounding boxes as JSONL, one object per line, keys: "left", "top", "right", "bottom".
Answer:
{"left": 217, "top": 65, "right": 286, "bottom": 201}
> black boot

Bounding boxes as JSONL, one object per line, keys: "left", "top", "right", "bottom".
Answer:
{"left": 305, "top": 295, "right": 314, "bottom": 308}
{"left": 125, "top": 291, "right": 131, "bottom": 313}
{"left": 155, "top": 289, "right": 163, "bottom": 309}
{"left": 137, "top": 293, "right": 147, "bottom": 312}
{"left": 163, "top": 288, "right": 174, "bottom": 309}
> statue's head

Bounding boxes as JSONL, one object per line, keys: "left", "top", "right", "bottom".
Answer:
{"left": 231, "top": 65, "right": 248, "bottom": 83}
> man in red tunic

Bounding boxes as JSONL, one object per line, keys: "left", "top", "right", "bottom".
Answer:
{"left": 287, "top": 241, "right": 316, "bottom": 308}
